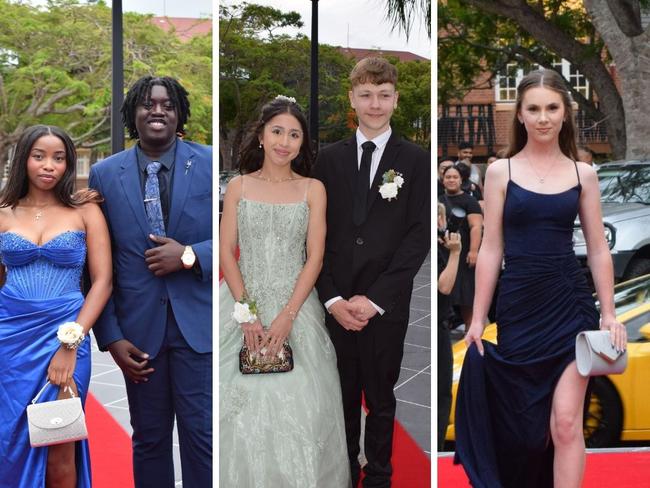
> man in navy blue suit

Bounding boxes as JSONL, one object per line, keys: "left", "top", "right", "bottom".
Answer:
{"left": 89, "top": 76, "right": 212, "bottom": 487}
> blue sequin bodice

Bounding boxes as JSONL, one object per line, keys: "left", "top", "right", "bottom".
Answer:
{"left": 0, "top": 231, "right": 86, "bottom": 298}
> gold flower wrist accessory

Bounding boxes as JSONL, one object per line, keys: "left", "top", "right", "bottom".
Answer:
{"left": 57, "top": 322, "right": 85, "bottom": 350}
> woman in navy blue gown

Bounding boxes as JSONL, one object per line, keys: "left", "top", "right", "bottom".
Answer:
{"left": 455, "top": 69, "right": 627, "bottom": 487}
{"left": 0, "top": 125, "right": 112, "bottom": 487}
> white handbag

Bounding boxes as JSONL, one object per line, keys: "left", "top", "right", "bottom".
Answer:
{"left": 26, "top": 381, "right": 88, "bottom": 448}
{"left": 575, "top": 330, "right": 627, "bottom": 377}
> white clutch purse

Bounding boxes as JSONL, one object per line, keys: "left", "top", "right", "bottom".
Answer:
{"left": 26, "top": 381, "right": 88, "bottom": 448}
{"left": 575, "top": 330, "right": 627, "bottom": 377}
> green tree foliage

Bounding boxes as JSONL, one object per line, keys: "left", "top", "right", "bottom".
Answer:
{"left": 0, "top": 0, "right": 212, "bottom": 173}
{"left": 219, "top": 2, "right": 430, "bottom": 169}
{"left": 438, "top": 0, "right": 650, "bottom": 159}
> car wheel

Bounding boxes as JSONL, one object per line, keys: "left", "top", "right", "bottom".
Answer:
{"left": 584, "top": 377, "right": 623, "bottom": 448}
{"left": 623, "top": 258, "right": 650, "bottom": 281}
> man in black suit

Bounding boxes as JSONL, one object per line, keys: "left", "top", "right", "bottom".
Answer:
{"left": 313, "top": 57, "right": 430, "bottom": 488}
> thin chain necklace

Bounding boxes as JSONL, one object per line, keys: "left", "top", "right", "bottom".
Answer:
{"left": 255, "top": 169, "right": 297, "bottom": 183}
{"left": 23, "top": 202, "right": 50, "bottom": 221}
{"left": 524, "top": 154, "right": 562, "bottom": 184}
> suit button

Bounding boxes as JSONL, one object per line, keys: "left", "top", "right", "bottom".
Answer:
{"left": 356, "top": 237, "right": 364, "bottom": 245}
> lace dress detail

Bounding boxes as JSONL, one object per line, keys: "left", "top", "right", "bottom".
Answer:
{"left": 219, "top": 194, "right": 350, "bottom": 488}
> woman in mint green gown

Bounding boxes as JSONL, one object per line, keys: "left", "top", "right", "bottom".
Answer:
{"left": 219, "top": 97, "right": 350, "bottom": 487}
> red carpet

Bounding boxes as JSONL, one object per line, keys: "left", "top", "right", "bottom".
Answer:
{"left": 86, "top": 393, "right": 134, "bottom": 487}
{"left": 391, "top": 420, "right": 431, "bottom": 487}
{"left": 438, "top": 450, "right": 650, "bottom": 487}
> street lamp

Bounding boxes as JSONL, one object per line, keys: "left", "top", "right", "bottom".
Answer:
{"left": 310, "top": 0, "right": 319, "bottom": 147}
{"left": 111, "top": 0, "right": 124, "bottom": 154}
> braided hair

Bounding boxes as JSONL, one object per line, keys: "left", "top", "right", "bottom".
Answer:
{"left": 121, "top": 76, "right": 191, "bottom": 140}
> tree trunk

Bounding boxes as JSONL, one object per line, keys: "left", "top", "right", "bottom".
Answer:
{"left": 466, "top": 0, "right": 628, "bottom": 158}
{"left": 585, "top": 0, "right": 650, "bottom": 159}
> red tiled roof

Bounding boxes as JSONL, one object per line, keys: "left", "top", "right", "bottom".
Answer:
{"left": 150, "top": 17, "right": 211, "bottom": 42}
{"left": 337, "top": 47, "right": 429, "bottom": 62}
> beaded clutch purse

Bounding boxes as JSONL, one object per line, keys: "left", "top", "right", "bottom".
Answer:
{"left": 239, "top": 341, "right": 294, "bottom": 374}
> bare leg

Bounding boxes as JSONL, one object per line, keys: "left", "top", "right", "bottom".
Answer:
{"left": 46, "top": 382, "right": 78, "bottom": 488}
{"left": 550, "top": 360, "right": 589, "bottom": 488}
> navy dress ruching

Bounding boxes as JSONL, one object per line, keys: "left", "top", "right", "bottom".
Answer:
{"left": 454, "top": 160, "right": 599, "bottom": 488}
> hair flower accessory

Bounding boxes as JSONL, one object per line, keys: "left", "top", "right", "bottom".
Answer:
{"left": 275, "top": 94, "right": 296, "bottom": 104}
{"left": 379, "top": 169, "right": 404, "bottom": 201}
{"left": 233, "top": 294, "right": 258, "bottom": 324}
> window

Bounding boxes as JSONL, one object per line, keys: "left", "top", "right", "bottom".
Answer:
{"left": 495, "top": 59, "right": 589, "bottom": 102}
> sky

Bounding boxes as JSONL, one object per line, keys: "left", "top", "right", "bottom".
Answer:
{"left": 26, "top": 0, "right": 212, "bottom": 18}
{"left": 221, "top": 0, "right": 431, "bottom": 59}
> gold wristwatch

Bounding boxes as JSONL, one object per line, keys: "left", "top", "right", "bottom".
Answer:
{"left": 181, "top": 245, "right": 196, "bottom": 269}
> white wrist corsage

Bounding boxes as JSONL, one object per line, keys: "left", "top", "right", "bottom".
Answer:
{"left": 57, "top": 322, "right": 85, "bottom": 350}
{"left": 379, "top": 169, "right": 404, "bottom": 201}
{"left": 233, "top": 294, "right": 258, "bottom": 324}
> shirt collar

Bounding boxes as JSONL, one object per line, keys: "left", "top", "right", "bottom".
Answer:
{"left": 136, "top": 138, "right": 177, "bottom": 172}
{"left": 355, "top": 126, "right": 392, "bottom": 151}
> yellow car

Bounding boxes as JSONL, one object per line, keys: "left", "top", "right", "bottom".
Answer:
{"left": 445, "top": 274, "right": 650, "bottom": 448}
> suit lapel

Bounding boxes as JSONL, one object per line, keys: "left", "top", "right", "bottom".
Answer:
{"left": 341, "top": 135, "right": 358, "bottom": 197}
{"left": 366, "top": 132, "right": 402, "bottom": 214}
{"left": 167, "top": 140, "right": 195, "bottom": 237}
{"left": 119, "top": 147, "right": 151, "bottom": 241}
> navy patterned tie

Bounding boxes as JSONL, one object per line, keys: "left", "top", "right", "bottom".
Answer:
{"left": 144, "top": 161, "right": 166, "bottom": 236}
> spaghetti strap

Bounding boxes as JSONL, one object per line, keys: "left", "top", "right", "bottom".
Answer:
{"left": 573, "top": 160, "right": 581, "bottom": 185}
{"left": 507, "top": 158, "right": 512, "bottom": 180}
{"left": 241, "top": 174, "right": 246, "bottom": 199}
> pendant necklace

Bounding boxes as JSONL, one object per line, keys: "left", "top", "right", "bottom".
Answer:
{"left": 527, "top": 156, "right": 560, "bottom": 184}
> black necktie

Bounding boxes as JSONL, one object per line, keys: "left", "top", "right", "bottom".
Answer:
{"left": 353, "top": 141, "right": 376, "bottom": 226}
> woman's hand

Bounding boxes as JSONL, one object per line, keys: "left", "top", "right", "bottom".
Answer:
{"left": 467, "top": 249, "right": 478, "bottom": 267}
{"left": 263, "top": 310, "right": 294, "bottom": 357}
{"left": 241, "top": 319, "right": 265, "bottom": 353}
{"left": 48, "top": 347, "right": 77, "bottom": 386}
{"left": 464, "top": 321, "right": 485, "bottom": 356}
{"left": 600, "top": 316, "right": 627, "bottom": 353}
{"left": 445, "top": 231, "right": 462, "bottom": 255}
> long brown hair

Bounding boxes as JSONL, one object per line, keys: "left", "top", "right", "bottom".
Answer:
{"left": 506, "top": 69, "right": 578, "bottom": 160}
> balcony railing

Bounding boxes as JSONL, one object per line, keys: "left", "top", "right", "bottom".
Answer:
{"left": 438, "top": 104, "right": 610, "bottom": 155}
{"left": 438, "top": 104, "right": 496, "bottom": 156}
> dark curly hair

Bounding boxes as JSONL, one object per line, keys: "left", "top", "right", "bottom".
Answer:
{"left": 238, "top": 97, "right": 313, "bottom": 177}
{"left": 0, "top": 125, "right": 101, "bottom": 208}
{"left": 121, "top": 76, "right": 190, "bottom": 140}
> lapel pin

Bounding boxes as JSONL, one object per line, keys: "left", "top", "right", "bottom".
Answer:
{"left": 185, "top": 160, "right": 192, "bottom": 174}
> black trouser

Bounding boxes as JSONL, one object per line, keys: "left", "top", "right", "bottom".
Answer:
{"left": 326, "top": 315, "right": 409, "bottom": 488}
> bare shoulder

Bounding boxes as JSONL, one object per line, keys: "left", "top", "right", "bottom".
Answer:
{"left": 225, "top": 175, "right": 243, "bottom": 199}
{"left": 484, "top": 159, "right": 510, "bottom": 186}
{"left": 576, "top": 161, "right": 598, "bottom": 186}
{"left": 305, "top": 177, "right": 326, "bottom": 203}
{"left": 77, "top": 201, "right": 105, "bottom": 226}
{"left": 0, "top": 206, "right": 13, "bottom": 232}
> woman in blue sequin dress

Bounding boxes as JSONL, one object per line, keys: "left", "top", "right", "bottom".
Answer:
{"left": 455, "top": 70, "right": 627, "bottom": 487}
{"left": 0, "top": 125, "right": 112, "bottom": 487}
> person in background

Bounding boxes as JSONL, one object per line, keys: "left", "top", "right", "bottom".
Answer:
{"left": 437, "top": 202, "right": 461, "bottom": 451}
{"left": 577, "top": 145, "right": 595, "bottom": 166}
{"left": 457, "top": 141, "right": 482, "bottom": 189}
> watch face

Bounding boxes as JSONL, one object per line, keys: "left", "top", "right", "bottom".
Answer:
{"left": 182, "top": 247, "right": 196, "bottom": 268}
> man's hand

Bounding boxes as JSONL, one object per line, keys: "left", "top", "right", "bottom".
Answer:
{"left": 145, "top": 235, "right": 184, "bottom": 276}
{"left": 349, "top": 295, "right": 379, "bottom": 321}
{"left": 108, "top": 339, "right": 154, "bottom": 384}
{"left": 329, "top": 300, "right": 368, "bottom": 331}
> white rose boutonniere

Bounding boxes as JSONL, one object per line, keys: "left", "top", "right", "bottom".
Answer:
{"left": 233, "top": 295, "right": 258, "bottom": 324}
{"left": 57, "top": 322, "right": 85, "bottom": 350}
{"left": 379, "top": 169, "right": 404, "bottom": 201}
